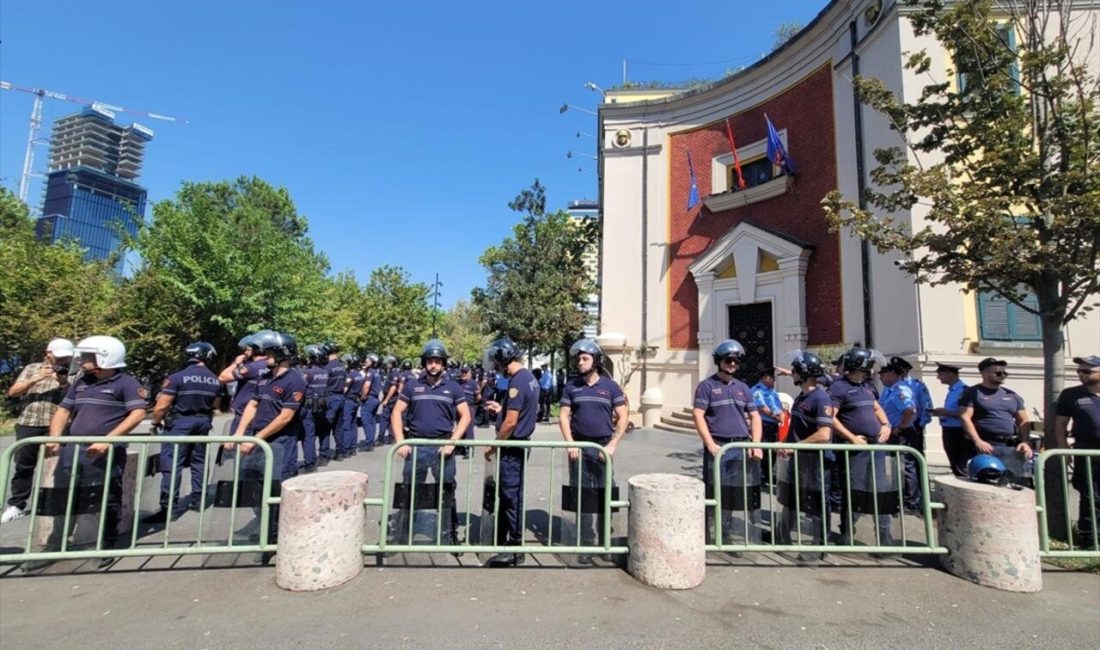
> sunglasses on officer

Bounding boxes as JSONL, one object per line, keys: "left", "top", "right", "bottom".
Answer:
{"left": 718, "top": 356, "right": 740, "bottom": 364}
{"left": 1077, "top": 367, "right": 1099, "bottom": 375}
{"left": 985, "top": 369, "right": 1009, "bottom": 377}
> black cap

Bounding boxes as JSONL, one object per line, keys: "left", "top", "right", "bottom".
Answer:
{"left": 1072, "top": 355, "right": 1100, "bottom": 368}
{"left": 880, "top": 364, "right": 902, "bottom": 375}
{"left": 889, "top": 356, "right": 912, "bottom": 372}
{"left": 935, "top": 362, "right": 961, "bottom": 373}
{"left": 978, "top": 357, "right": 1007, "bottom": 371}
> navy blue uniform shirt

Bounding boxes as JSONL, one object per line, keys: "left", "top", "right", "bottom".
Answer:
{"left": 162, "top": 361, "right": 221, "bottom": 415}
{"left": 561, "top": 375, "right": 625, "bottom": 440}
{"left": 791, "top": 388, "right": 834, "bottom": 443}
{"left": 959, "top": 385, "right": 1025, "bottom": 441}
{"left": 459, "top": 377, "right": 479, "bottom": 404}
{"left": 398, "top": 375, "right": 467, "bottom": 438}
{"left": 693, "top": 374, "right": 756, "bottom": 440}
{"left": 828, "top": 376, "right": 881, "bottom": 439}
{"left": 61, "top": 372, "right": 146, "bottom": 437}
{"left": 250, "top": 368, "right": 307, "bottom": 438}
{"left": 231, "top": 359, "right": 268, "bottom": 414}
{"left": 362, "top": 368, "right": 382, "bottom": 400}
{"left": 346, "top": 369, "right": 365, "bottom": 400}
{"left": 501, "top": 367, "right": 540, "bottom": 439}
{"left": 304, "top": 364, "right": 328, "bottom": 399}
{"left": 1056, "top": 385, "right": 1100, "bottom": 449}
{"left": 323, "top": 359, "right": 346, "bottom": 395}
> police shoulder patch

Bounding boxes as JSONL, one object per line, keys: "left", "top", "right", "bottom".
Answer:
{"left": 509, "top": 387, "right": 518, "bottom": 399}
{"left": 292, "top": 391, "right": 303, "bottom": 402}
{"left": 273, "top": 386, "right": 284, "bottom": 395}
{"left": 138, "top": 388, "right": 148, "bottom": 399}
{"left": 825, "top": 406, "right": 836, "bottom": 417}
{"left": 161, "top": 379, "right": 171, "bottom": 388}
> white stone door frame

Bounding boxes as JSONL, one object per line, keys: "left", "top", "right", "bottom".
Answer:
{"left": 688, "top": 220, "right": 813, "bottom": 380}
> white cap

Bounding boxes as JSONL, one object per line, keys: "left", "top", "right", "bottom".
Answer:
{"left": 46, "top": 338, "right": 75, "bottom": 358}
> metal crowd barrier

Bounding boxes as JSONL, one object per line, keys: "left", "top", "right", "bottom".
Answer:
{"left": 362, "top": 439, "right": 629, "bottom": 559}
{"left": 706, "top": 441, "right": 947, "bottom": 556}
{"left": 1035, "top": 448, "right": 1100, "bottom": 558}
{"left": 0, "top": 436, "right": 278, "bottom": 565}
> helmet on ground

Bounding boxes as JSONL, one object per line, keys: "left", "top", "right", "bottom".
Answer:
{"left": 712, "top": 339, "right": 746, "bottom": 364}
{"left": 305, "top": 344, "right": 324, "bottom": 365}
{"left": 256, "top": 331, "right": 297, "bottom": 362}
{"left": 485, "top": 337, "right": 523, "bottom": 369}
{"left": 421, "top": 339, "right": 449, "bottom": 365}
{"left": 185, "top": 341, "right": 217, "bottom": 363}
{"left": 569, "top": 338, "right": 604, "bottom": 370}
{"left": 967, "top": 454, "right": 1007, "bottom": 484}
{"left": 75, "top": 335, "right": 127, "bottom": 369}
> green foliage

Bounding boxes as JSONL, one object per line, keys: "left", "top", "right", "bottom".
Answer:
{"left": 359, "top": 266, "right": 433, "bottom": 359}
{"left": 0, "top": 187, "right": 118, "bottom": 374}
{"left": 823, "top": 0, "right": 1100, "bottom": 427}
{"left": 472, "top": 180, "right": 598, "bottom": 357}
{"left": 772, "top": 21, "right": 804, "bottom": 49}
{"left": 439, "top": 299, "right": 491, "bottom": 364}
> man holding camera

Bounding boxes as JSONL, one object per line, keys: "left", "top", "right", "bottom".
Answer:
{"left": 2, "top": 338, "right": 74, "bottom": 524}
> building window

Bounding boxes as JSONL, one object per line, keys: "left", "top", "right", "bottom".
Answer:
{"left": 957, "top": 24, "right": 1019, "bottom": 96}
{"left": 728, "top": 156, "right": 785, "bottom": 192}
{"left": 977, "top": 290, "right": 1041, "bottom": 341}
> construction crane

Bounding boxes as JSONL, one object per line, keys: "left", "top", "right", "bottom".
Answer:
{"left": 0, "top": 80, "right": 187, "bottom": 204}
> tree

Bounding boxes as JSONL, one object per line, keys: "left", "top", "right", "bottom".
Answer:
{"left": 0, "top": 187, "right": 117, "bottom": 379}
{"left": 823, "top": 0, "right": 1099, "bottom": 435}
{"left": 472, "top": 180, "right": 599, "bottom": 357}
{"left": 772, "top": 21, "right": 804, "bottom": 49}
{"left": 359, "top": 266, "right": 433, "bottom": 359}
{"left": 119, "top": 176, "right": 332, "bottom": 378}
{"left": 439, "top": 299, "right": 491, "bottom": 364}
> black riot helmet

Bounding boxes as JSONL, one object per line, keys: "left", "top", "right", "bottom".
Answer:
{"left": 712, "top": 339, "right": 746, "bottom": 364}
{"left": 401, "top": 359, "right": 413, "bottom": 371}
{"left": 569, "top": 338, "right": 604, "bottom": 374}
{"left": 321, "top": 341, "right": 340, "bottom": 356}
{"left": 305, "top": 344, "right": 325, "bottom": 365}
{"left": 341, "top": 353, "right": 359, "bottom": 367}
{"left": 250, "top": 329, "right": 278, "bottom": 356}
{"left": 185, "top": 341, "right": 217, "bottom": 363}
{"left": 237, "top": 334, "right": 257, "bottom": 353}
{"left": 255, "top": 331, "right": 297, "bottom": 362}
{"left": 484, "top": 337, "right": 523, "bottom": 371}
{"left": 789, "top": 351, "right": 826, "bottom": 379}
{"left": 420, "top": 339, "right": 449, "bottom": 366}
{"left": 841, "top": 346, "right": 879, "bottom": 372}
{"left": 382, "top": 354, "right": 397, "bottom": 368}
{"left": 364, "top": 353, "right": 380, "bottom": 368}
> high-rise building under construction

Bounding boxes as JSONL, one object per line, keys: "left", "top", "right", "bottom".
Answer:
{"left": 35, "top": 105, "right": 153, "bottom": 267}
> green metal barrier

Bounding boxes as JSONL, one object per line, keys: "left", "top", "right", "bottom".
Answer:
{"left": 1035, "top": 448, "right": 1100, "bottom": 558}
{"left": 362, "top": 438, "right": 629, "bottom": 558}
{"left": 706, "top": 441, "right": 947, "bottom": 556}
{"left": 0, "top": 436, "right": 278, "bottom": 565}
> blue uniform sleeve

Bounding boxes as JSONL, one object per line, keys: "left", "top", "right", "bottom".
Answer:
{"left": 897, "top": 385, "right": 916, "bottom": 410}
{"left": 160, "top": 372, "right": 179, "bottom": 397}
{"left": 559, "top": 384, "right": 573, "bottom": 407}
{"left": 693, "top": 382, "right": 710, "bottom": 410}
{"left": 827, "top": 382, "right": 845, "bottom": 409}
{"left": 279, "top": 376, "right": 306, "bottom": 412}
{"left": 741, "top": 386, "right": 758, "bottom": 413}
{"left": 506, "top": 375, "right": 530, "bottom": 413}
{"left": 1055, "top": 389, "right": 1074, "bottom": 417}
{"left": 812, "top": 391, "right": 834, "bottom": 426}
{"left": 397, "top": 381, "right": 414, "bottom": 404}
{"left": 751, "top": 386, "right": 768, "bottom": 410}
{"left": 60, "top": 381, "right": 78, "bottom": 410}
{"left": 610, "top": 382, "right": 626, "bottom": 407}
{"left": 1013, "top": 391, "right": 1025, "bottom": 411}
{"left": 119, "top": 376, "right": 148, "bottom": 411}
{"left": 957, "top": 387, "right": 977, "bottom": 409}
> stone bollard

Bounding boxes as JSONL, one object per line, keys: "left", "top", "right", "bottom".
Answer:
{"left": 935, "top": 475, "right": 1042, "bottom": 592}
{"left": 640, "top": 388, "right": 665, "bottom": 428}
{"left": 628, "top": 473, "right": 705, "bottom": 589}
{"left": 276, "top": 470, "right": 368, "bottom": 592}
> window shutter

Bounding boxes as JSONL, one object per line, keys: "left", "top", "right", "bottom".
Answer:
{"left": 979, "top": 292, "right": 1011, "bottom": 339}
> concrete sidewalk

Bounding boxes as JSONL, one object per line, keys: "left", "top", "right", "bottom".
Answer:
{"left": 1, "top": 562, "right": 1096, "bottom": 648}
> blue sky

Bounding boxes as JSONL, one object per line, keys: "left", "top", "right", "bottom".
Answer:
{"left": 1, "top": 0, "right": 825, "bottom": 307}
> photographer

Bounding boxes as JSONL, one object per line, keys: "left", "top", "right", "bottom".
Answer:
{"left": 2, "top": 338, "right": 74, "bottom": 524}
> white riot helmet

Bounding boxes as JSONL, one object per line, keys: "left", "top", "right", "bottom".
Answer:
{"left": 75, "top": 335, "right": 127, "bottom": 369}
{"left": 46, "top": 338, "right": 75, "bottom": 359}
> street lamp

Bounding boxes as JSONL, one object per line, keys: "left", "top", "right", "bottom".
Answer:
{"left": 560, "top": 102, "right": 597, "bottom": 116}
{"left": 584, "top": 82, "right": 606, "bottom": 98}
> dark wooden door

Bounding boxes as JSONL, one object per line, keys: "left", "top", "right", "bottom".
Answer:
{"left": 727, "top": 302, "right": 774, "bottom": 385}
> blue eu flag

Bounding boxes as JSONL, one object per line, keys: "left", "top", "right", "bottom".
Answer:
{"left": 765, "top": 114, "right": 796, "bottom": 175}
{"left": 687, "top": 150, "right": 701, "bottom": 210}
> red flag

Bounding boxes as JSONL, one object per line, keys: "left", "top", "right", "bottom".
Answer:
{"left": 725, "top": 118, "right": 747, "bottom": 191}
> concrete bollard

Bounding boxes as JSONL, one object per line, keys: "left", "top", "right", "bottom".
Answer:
{"left": 640, "top": 388, "right": 665, "bottom": 428}
{"left": 276, "top": 470, "right": 368, "bottom": 592}
{"left": 628, "top": 473, "right": 705, "bottom": 589}
{"left": 935, "top": 475, "right": 1042, "bottom": 592}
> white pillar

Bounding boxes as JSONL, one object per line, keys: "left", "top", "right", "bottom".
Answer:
{"left": 276, "top": 470, "right": 368, "bottom": 591}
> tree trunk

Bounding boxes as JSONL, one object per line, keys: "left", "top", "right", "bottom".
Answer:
{"left": 1039, "top": 295, "right": 1069, "bottom": 542}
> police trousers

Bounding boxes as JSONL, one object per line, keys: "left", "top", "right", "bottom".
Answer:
{"left": 496, "top": 447, "right": 529, "bottom": 545}
{"left": 158, "top": 415, "right": 212, "bottom": 508}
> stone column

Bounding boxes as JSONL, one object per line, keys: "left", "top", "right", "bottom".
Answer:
{"left": 640, "top": 388, "right": 665, "bottom": 428}
{"left": 628, "top": 473, "right": 705, "bottom": 589}
{"left": 935, "top": 475, "right": 1042, "bottom": 592}
{"left": 276, "top": 471, "right": 368, "bottom": 592}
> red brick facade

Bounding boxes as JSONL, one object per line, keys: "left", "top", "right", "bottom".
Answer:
{"left": 667, "top": 64, "right": 842, "bottom": 349}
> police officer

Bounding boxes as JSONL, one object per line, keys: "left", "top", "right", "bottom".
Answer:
{"left": 378, "top": 356, "right": 403, "bottom": 445}
{"left": 218, "top": 333, "right": 271, "bottom": 437}
{"left": 321, "top": 342, "right": 348, "bottom": 460}
{"left": 341, "top": 353, "right": 364, "bottom": 455}
{"left": 224, "top": 331, "right": 306, "bottom": 546}
{"left": 1055, "top": 355, "right": 1100, "bottom": 548}
{"left": 358, "top": 353, "right": 383, "bottom": 452}
{"left": 958, "top": 358, "right": 1032, "bottom": 485}
{"left": 558, "top": 339, "right": 628, "bottom": 563}
{"left": 751, "top": 367, "right": 784, "bottom": 486}
{"left": 692, "top": 339, "right": 763, "bottom": 546}
{"left": 828, "top": 346, "right": 893, "bottom": 546}
{"left": 776, "top": 350, "right": 834, "bottom": 563}
{"left": 34, "top": 336, "right": 147, "bottom": 572}
{"left": 299, "top": 344, "right": 329, "bottom": 471}
{"left": 891, "top": 357, "right": 934, "bottom": 439}
{"left": 482, "top": 337, "right": 539, "bottom": 567}
{"left": 456, "top": 364, "right": 480, "bottom": 457}
{"left": 144, "top": 342, "right": 222, "bottom": 522}
{"left": 879, "top": 362, "right": 921, "bottom": 511}
{"left": 389, "top": 339, "right": 471, "bottom": 547}
{"left": 931, "top": 363, "right": 971, "bottom": 476}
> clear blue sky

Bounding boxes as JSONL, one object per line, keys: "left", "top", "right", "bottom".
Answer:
{"left": 1, "top": 0, "right": 825, "bottom": 307}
